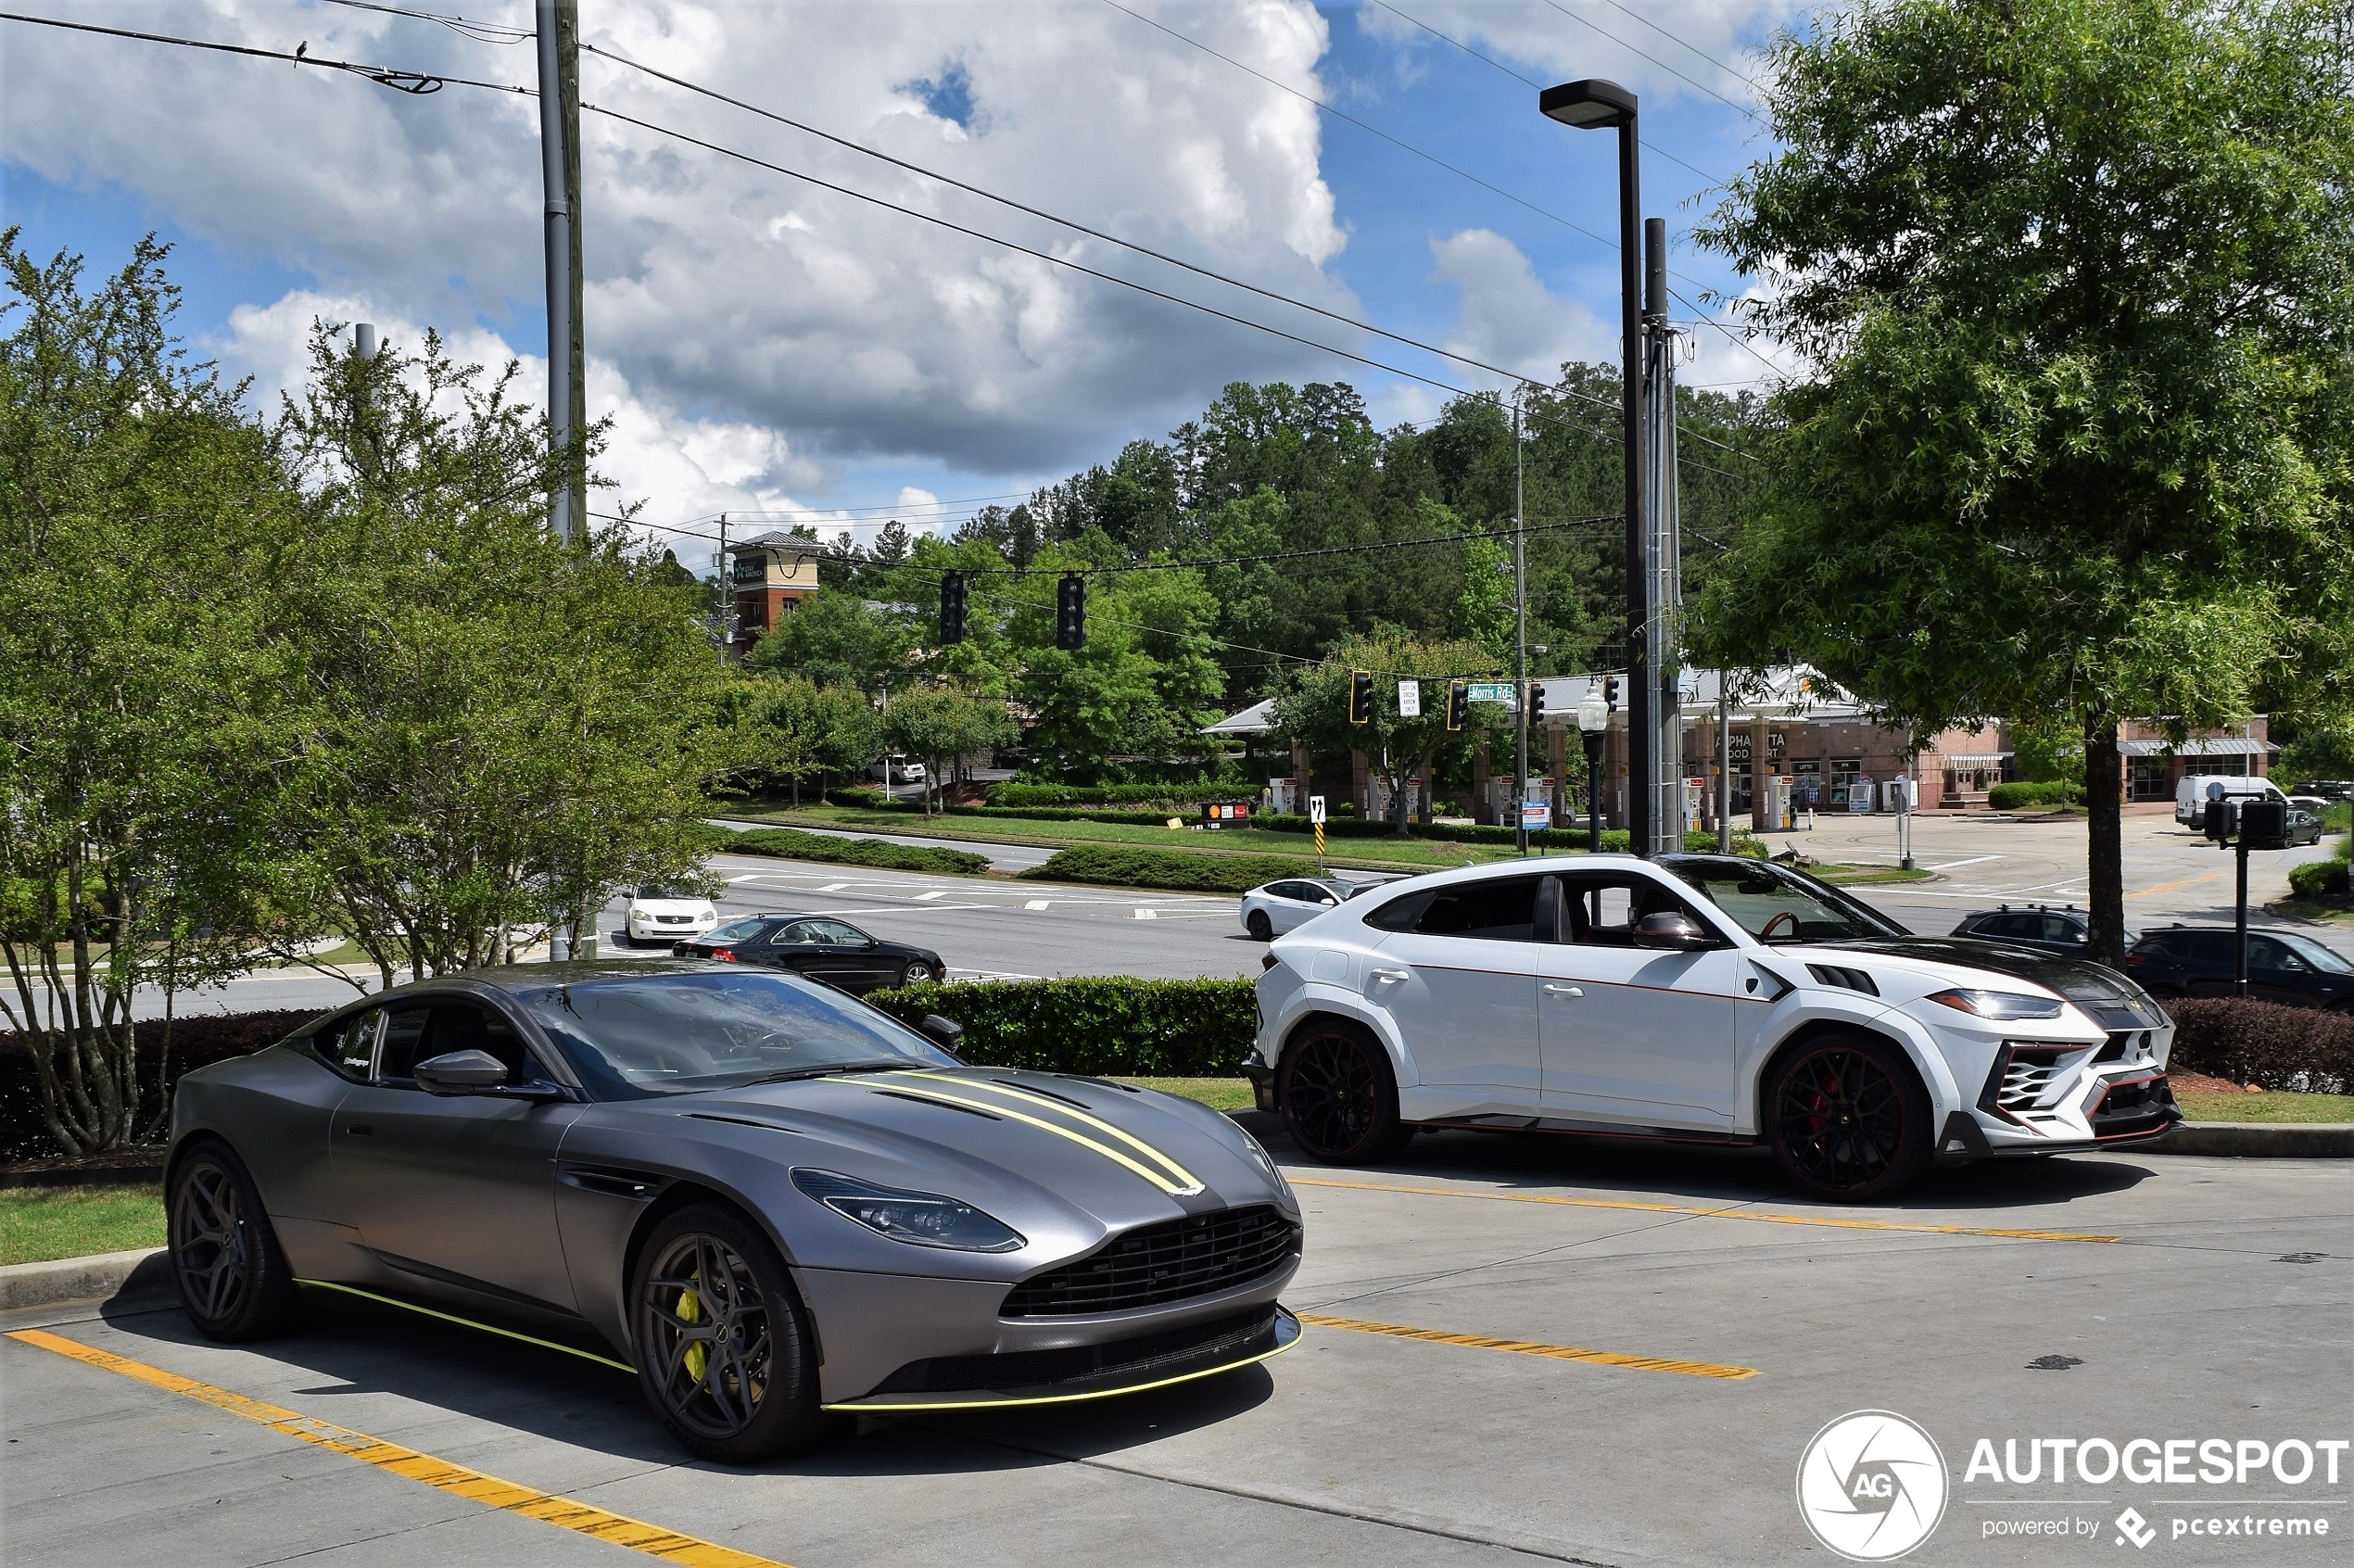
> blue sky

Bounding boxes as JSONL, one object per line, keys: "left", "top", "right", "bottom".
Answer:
{"left": 1, "top": 2, "right": 1804, "bottom": 550}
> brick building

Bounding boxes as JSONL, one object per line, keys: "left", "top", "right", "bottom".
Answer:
{"left": 723, "top": 532, "right": 821, "bottom": 655}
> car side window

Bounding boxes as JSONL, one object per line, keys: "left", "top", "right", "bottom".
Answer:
{"left": 373, "top": 1002, "right": 534, "bottom": 1084}
{"left": 376, "top": 1005, "right": 435, "bottom": 1081}
{"left": 1364, "top": 889, "right": 1435, "bottom": 931}
{"left": 2250, "top": 938, "right": 2302, "bottom": 972}
{"left": 311, "top": 1011, "right": 380, "bottom": 1077}
{"left": 2042, "top": 915, "right": 2083, "bottom": 944}
{"left": 1556, "top": 874, "right": 1707, "bottom": 947}
{"left": 1411, "top": 877, "right": 1543, "bottom": 942}
{"left": 2189, "top": 932, "right": 2234, "bottom": 966}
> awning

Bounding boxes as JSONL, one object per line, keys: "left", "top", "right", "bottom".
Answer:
{"left": 2117, "top": 737, "right": 2275, "bottom": 757}
{"left": 1201, "top": 698, "right": 1276, "bottom": 737}
{"left": 1933, "top": 752, "right": 2011, "bottom": 765}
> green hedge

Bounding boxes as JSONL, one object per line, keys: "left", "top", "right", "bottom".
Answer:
{"left": 1019, "top": 845, "right": 1317, "bottom": 893}
{"left": 721, "top": 827, "right": 992, "bottom": 877}
{"left": 869, "top": 978, "right": 1257, "bottom": 1075}
{"left": 2, "top": 1011, "right": 319, "bottom": 1162}
{"left": 2163, "top": 997, "right": 2354, "bottom": 1094}
{"left": 1987, "top": 779, "right": 2084, "bottom": 810}
{"left": 1247, "top": 814, "right": 1767, "bottom": 857}
{"left": 2287, "top": 851, "right": 2349, "bottom": 901}
{"left": 985, "top": 782, "right": 1256, "bottom": 809}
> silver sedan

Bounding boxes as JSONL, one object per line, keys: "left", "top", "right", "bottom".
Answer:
{"left": 1241, "top": 877, "right": 1367, "bottom": 941}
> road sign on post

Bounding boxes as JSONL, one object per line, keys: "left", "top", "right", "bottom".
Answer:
{"left": 1308, "top": 793, "right": 1326, "bottom": 856}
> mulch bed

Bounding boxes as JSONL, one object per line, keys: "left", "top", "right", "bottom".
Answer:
{"left": 0, "top": 1149, "right": 167, "bottom": 1190}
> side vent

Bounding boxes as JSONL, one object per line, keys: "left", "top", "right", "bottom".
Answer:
{"left": 1747, "top": 962, "right": 1796, "bottom": 1001}
{"left": 559, "top": 1164, "right": 666, "bottom": 1200}
{"left": 1806, "top": 964, "right": 1881, "bottom": 997}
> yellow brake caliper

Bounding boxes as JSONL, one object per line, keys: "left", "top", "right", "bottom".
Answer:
{"left": 678, "top": 1282, "right": 707, "bottom": 1380}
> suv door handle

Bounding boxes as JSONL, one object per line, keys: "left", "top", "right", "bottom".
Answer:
{"left": 1542, "top": 983, "right": 1584, "bottom": 997}
{"left": 1369, "top": 967, "right": 1410, "bottom": 983}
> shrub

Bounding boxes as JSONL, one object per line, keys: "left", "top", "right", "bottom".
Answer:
{"left": 984, "top": 782, "right": 1254, "bottom": 809}
{"left": 1, "top": 1010, "right": 321, "bottom": 1162}
{"left": 1987, "top": 779, "right": 2085, "bottom": 810}
{"left": 1020, "top": 845, "right": 1317, "bottom": 893}
{"left": 2287, "top": 854, "right": 2349, "bottom": 901}
{"left": 869, "top": 978, "right": 1256, "bottom": 1076}
{"left": 2161, "top": 997, "right": 2354, "bottom": 1094}
{"left": 723, "top": 828, "right": 991, "bottom": 877}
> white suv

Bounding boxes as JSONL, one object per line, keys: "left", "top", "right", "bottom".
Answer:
{"left": 1247, "top": 854, "right": 2177, "bottom": 1199}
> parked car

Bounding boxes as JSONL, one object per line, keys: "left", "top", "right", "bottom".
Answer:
{"left": 1240, "top": 878, "right": 1368, "bottom": 941}
{"left": 165, "top": 963, "right": 1300, "bottom": 1461}
{"left": 1949, "top": 904, "right": 2133, "bottom": 956}
{"left": 2124, "top": 925, "right": 2354, "bottom": 1009}
{"left": 2286, "top": 806, "right": 2328, "bottom": 847}
{"left": 674, "top": 915, "right": 944, "bottom": 994}
{"left": 621, "top": 880, "right": 718, "bottom": 947}
{"left": 2292, "top": 779, "right": 2354, "bottom": 802}
{"left": 866, "top": 757, "right": 927, "bottom": 785}
{"left": 2174, "top": 774, "right": 2287, "bottom": 827}
{"left": 1250, "top": 854, "right": 2178, "bottom": 1200}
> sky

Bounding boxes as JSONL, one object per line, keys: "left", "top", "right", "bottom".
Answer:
{"left": 1, "top": 1, "right": 1811, "bottom": 566}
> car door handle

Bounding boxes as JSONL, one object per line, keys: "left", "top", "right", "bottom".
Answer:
{"left": 345, "top": 1124, "right": 373, "bottom": 1136}
{"left": 1542, "top": 983, "right": 1584, "bottom": 997}
{"left": 1369, "top": 967, "right": 1410, "bottom": 983}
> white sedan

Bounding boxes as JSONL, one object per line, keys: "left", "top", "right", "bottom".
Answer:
{"left": 1248, "top": 854, "right": 2179, "bottom": 1199}
{"left": 1241, "top": 877, "right": 1367, "bottom": 941}
{"left": 621, "top": 880, "right": 718, "bottom": 946}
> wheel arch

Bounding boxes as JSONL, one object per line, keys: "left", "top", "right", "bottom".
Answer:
{"left": 1747, "top": 1015, "right": 1953, "bottom": 1132}
{"left": 620, "top": 1176, "right": 825, "bottom": 1372}
{"left": 1273, "top": 1000, "right": 1412, "bottom": 1104}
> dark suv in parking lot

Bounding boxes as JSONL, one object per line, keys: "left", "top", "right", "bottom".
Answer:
{"left": 1950, "top": 904, "right": 2119, "bottom": 956}
{"left": 2124, "top": 925, "right": 2354, "bottom": 1009}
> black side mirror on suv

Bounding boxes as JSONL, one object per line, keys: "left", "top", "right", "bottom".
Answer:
{"left": 1632, "top": 912, "right": 1716, "bottom": 951}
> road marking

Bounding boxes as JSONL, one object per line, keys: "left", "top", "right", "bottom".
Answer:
{"left": 1295, "top": 1313, "right": 1757, "bottom": 1381}
{"left": 916, "top": 891, "right": 947, "bottom": 901}
{"left": 816, "top": 881, "right": 849, "bottom": 892}
{"left": 1285, "top": 1177, "right": 2120, "bottom": 1244}
{"left": 1134, "top": 907, "right": 1157, "bottom": 919}
{"left": 1923, "top": 854, "right": 2004, "bottom": 871}
{"left": 2128, "top": 871, "right": 2224, "bottom": 900}
{"left": 1024, "top": 900, "right": 1051, "bottom": 910}
{"left": 5, "top": 1330, "right": 792, "bottom": 1568}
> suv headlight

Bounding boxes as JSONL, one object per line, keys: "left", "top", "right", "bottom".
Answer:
{"left": 791, "top": 1169, "right": 1024, "bottom": 1252}
{"left": 1926, "top": 988, "right": 2065, "bottom": 1020}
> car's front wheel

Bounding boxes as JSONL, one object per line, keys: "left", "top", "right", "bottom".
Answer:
{"left": 902, "top": 960, "right": 936, "bottom": 985}
{"left": 168, "top": 1141, "right": 297, "bottom": 1340}
{"left": 1765, "top": 1035, "right": 1930, "bottom": 1201}
{"left": 631, "top": 1205, "right": 826, "bottom": 1463}
{"left": 1280, "top": 1018, "right": 1411, "bottom": 1164}
{"left": 1246, "top": 909, "right": 1273, "bottom": 941}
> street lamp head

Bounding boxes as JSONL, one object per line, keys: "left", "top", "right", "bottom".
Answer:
{"left": 1577, "top": 694, "right": 1610, "bottom": 733}
{"left": 1539, "top": 79, "right": 1637, "bottom": 129}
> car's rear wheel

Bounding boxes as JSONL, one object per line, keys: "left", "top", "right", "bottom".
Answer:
{"left": 631, "top": 1205, "right": 825, "bottom": 1463}
{"left": 1280, "top": 1019, "right": 1410, "bottom": 1164}
{"left": 1765, "top": 1035, "right": 1930, "bottom": 1201}
{"left": 168, "top": 1141, "right": 296, "bottom": 1340}
{"left": 1246, "top": 909, "right": 1274, "bottom": 941}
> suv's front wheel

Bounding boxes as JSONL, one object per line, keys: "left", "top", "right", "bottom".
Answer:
{"left": 1765, "top": 1035, "right": 1930, "bottom": 1201}
{"left": 1279, "top": 1019, "right": 1411, "bottom": 1164}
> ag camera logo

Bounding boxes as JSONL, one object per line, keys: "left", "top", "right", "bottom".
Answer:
{"left": 1797, "top": 1410, "right": 1950, "bottom": 1562}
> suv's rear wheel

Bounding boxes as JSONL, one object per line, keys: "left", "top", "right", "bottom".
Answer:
{"left": 1280, "top": 1019, "right": 1410, "bottom": 1164}
{"left": 1765, "top": 1035, "right": 1930, "bottom": 1201}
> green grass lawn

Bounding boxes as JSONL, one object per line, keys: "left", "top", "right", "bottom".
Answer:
{"left": 1810, "top": 864, "right": 1938, "bottom": 886}
{"left": 2173, "top": 1088, "right": 2354, "bottom": 1123}
{"left": 1112, "top": 1077, "right": 1257, "bottom": 1112}
{"left": 0, "top": 1184, "right": 166, "bottom": 1266}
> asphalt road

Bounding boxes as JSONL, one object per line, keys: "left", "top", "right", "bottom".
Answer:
{"left": 7, "top": 1143, "right": 2346, "bottom": 1566}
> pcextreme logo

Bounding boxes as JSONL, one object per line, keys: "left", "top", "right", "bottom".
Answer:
{"left": 1797, "top": 1410, "right": 1952, "bottom": 1562}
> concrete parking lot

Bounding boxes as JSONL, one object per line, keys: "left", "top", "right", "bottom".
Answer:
{"left": 7, "top": 1135, "right": 2347, "bottom": 1566}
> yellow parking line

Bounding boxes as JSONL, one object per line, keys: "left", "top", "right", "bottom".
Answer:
{"left": 2127, "top": 871, "right": 2223, "bottom": 899}
{"left": 6, "top": 1330, "right": 791, "bottom": 1568}
{"left": 1286, "top": 1176, "right": 2120, "bottom": 1244}
{"left": 1297, "top": 1312, "right": 1757, "bottom": 1381}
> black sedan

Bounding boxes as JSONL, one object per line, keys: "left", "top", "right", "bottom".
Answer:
{"left": 1949, "top": 904, "right": 2129, "bottom": 956}
{"left": 674, "top": 915, "right": 943, "bottom": 994}
{"left": 2125, "top": 925, "right": 2354, "bottom": 1009}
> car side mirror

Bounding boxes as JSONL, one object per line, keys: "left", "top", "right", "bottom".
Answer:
{"left": 1632, "top": 912, "right": 1715, "bottom": 951}
{"left": 918, "top": 1014, "right": 964, "bottom": 1048}
{"left": 413, "top": 1049, "right": 512, "bottom": 1094}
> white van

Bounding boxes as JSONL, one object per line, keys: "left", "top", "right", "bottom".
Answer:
{"left": 2174, "top": 774, "right": 2287, "bottom": 826}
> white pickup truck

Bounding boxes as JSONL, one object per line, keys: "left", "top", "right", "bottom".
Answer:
{"left": 2173, "top": 774, "right": 2288, "bottom": 827}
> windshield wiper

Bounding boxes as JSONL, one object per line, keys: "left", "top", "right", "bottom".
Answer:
{"left": 738, "top": 1060, "right": 915, "bottom": 1087}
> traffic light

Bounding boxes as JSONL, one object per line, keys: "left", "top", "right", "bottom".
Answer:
{"left": 1348, "top": 669, "right": 1374, "bottom": 725}
{"left": 2238, "top": 799, "right": 2290, "bottom": 850}
{"left": 938, "top": 571, "right": 967, "bottom": 644}
{"left": 1446, "top": 679, "right": 1467, "bottom": 731}
{"left": 1526, "top": 680, "right": 1547, "bottom": 727}
{"left": 1603, "top": 675, "right": 1621, "bottom": 711}
{"left": 1055, "top": 574, "right": 1085, "bottom": 651}
{"left": 2203, "top": 798, "right": 2238, "bottom": 842}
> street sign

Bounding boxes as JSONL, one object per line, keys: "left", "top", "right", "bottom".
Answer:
{"left": 1467, "top": 681, "right": 1513, "bottom": 703}
{"left": 1520, "top": 802, "right": 1551, "bottom": 830}
{"left": 1307, "top": 795, "right": 1326, "bottom": 824}
{"left": 1397, "top": 680, "right": 1421, "bottom": 718}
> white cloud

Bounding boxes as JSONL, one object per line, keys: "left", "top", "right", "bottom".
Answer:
{"left": 4, "top": 0, "right": 1367, "bottom": 477}
{"left": 1428, "top": 228, "right": 1612, "bottom": 386}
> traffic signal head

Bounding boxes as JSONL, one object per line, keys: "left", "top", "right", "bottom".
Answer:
{"left": 1603, "top": 676, "right": 1621, "bottom": 710}
{"left": 939, "top": 571, "right": 968, "bottom": 644}
{"left": 1348, "top": 669, "right": 1374, "bottom": 725}
{"left": 2203, "top": 798, "right": 2238, "bottom": 842}
{"left": 1055, "top": 574, "right": 1085, "bottom": 651}
{"left": 1527, "top": 680, "right": 1547, "bottom": 726}
{"left": 1447, "top": 679, "right": 1467, "bottom": 731}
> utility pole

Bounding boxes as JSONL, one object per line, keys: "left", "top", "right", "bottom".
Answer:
{"left": 1513, "top": 388, "right": 1530, "bottom": 855}
{"left": 1716, "top": 677, "right": 1733, "bottom": 854}
{"left": 1641, "top": 217, "right": 1683, "bottom": 855}
{"left": 536, "top": 0, "right": 585, "bottom": 541}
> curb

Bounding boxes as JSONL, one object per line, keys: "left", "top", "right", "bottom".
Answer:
{"left": 0, "top": 1246, "right": 171, "bottom": 1311}
{"left": 2142, "top": 1121, "right": 2354, "bottom": 1157}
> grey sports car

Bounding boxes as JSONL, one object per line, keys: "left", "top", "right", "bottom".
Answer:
{"left": 166, "top": 962, "right": 1303, "bottom": 1461}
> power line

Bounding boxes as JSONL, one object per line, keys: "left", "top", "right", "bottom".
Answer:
{"left": 1588, "top": 0, "right": 1761, "bottom": 93}
{"left": 0, "top": 8, "right": 528, "bottom": 95}
{"left": 318, "top": 0, "right": 530, "bottom": 45}
{"left": 1531, "top": 0, "right": 1761, "bottom": 123}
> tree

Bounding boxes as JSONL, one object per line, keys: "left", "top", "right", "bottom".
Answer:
{"left": 750, "top": 677, "right": 878, "bottom": 805}
{"left": 1272, "top": 631, "right": 1512, "bottom": 835}
{"left": 0, "top": 234, "right": 302, "bottom": 1153}
{"left": 742, "top": 588, "right": 917, "bottom": 696}
{"left": 879, "top": 687, "right": 1016, "bottom": 814}
{"left": 1690, "top": 0, "right": 2354, "bottom": 964}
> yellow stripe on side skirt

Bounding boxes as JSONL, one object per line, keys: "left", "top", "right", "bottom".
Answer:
{"left": 5, "top": 1329, "right": 792, "bottom": 1568}
{"left": 296, "top": 1277, "right": 637, "bottom": 1372}
{"left": 889, "top": 1070, "right": 1205, "bottom": 1193}
{"left": 1295, "top": 1312, "right": 1759, "bottom": 1381}
{"left": 861, "top": 1078, "right": 1202, "bottom": 1195}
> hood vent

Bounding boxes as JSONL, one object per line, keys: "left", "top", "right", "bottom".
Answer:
{"left": 1807, "top": 964, "right": 1880, "bottom": 996}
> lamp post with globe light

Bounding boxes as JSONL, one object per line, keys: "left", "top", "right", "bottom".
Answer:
{"left": 1577, "top": 689, "right": 1610, "bottom": 854}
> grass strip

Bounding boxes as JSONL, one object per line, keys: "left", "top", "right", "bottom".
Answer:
{"left": 0, "top": 1184, "right": 165, "bottom": 1266}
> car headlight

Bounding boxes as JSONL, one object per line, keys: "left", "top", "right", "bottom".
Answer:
{"left": 1926, "top": 988, "right": 2066, "bottom": 1020}
{"left": 790, "top": 1169, "right": 1024, "bottom": 1252}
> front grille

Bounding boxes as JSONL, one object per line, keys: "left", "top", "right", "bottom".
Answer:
{"left": 1990, "top": 1047, "right": 2065, "bottom": 1116}
{"left": 655, "top": 915, "right": 692, "bottom": 925}
{"left": 872, "top": 1307, "right": 1278, "bottom": 1396}
{"left": 1002, "top": 1205, "right": 1299, "bottom": 1318}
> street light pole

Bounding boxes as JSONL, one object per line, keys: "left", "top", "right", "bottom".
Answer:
{"left": 535, "top": 0, "right": 584, "bottom": 542}
{"left": 1513, "top": 388, "right": 1529, "bottom": 855}
{"left": 1538, "top": 80, "right": 1646, "bottom": 854}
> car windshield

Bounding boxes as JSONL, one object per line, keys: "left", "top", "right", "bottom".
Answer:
{"left": 2276, "top": 933, "right": 2354, "bottom": 974}
{"left": 635, "top": 882, "right": 701, "bottom": 901}
{"left": 1663, "top": 857, "right": 1909, "bottom": 944}
{"left": 516, "top": 970, "right": 955, "bottom": 1098}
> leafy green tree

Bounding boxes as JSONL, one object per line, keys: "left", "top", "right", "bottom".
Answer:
{"left": 0, "top": 234, "right": 303, "bottom": 1153}
{"left": 742, "top": 588, "right": 918, "bottom": 696}
{"left": 1691, "top": 0, "right": 2354, "bottom": 963}
{"left": 748, "top": 677, "right": 879, "bottom": 805}
{"left": 1449, "top": 533, "right": 1515, "bottom": 662}
{"left": 880, "top": 687, "right": 1017, "bottom": 814}
{"left": 1272, "top": 631, "right": 1512, "bottom": 835}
